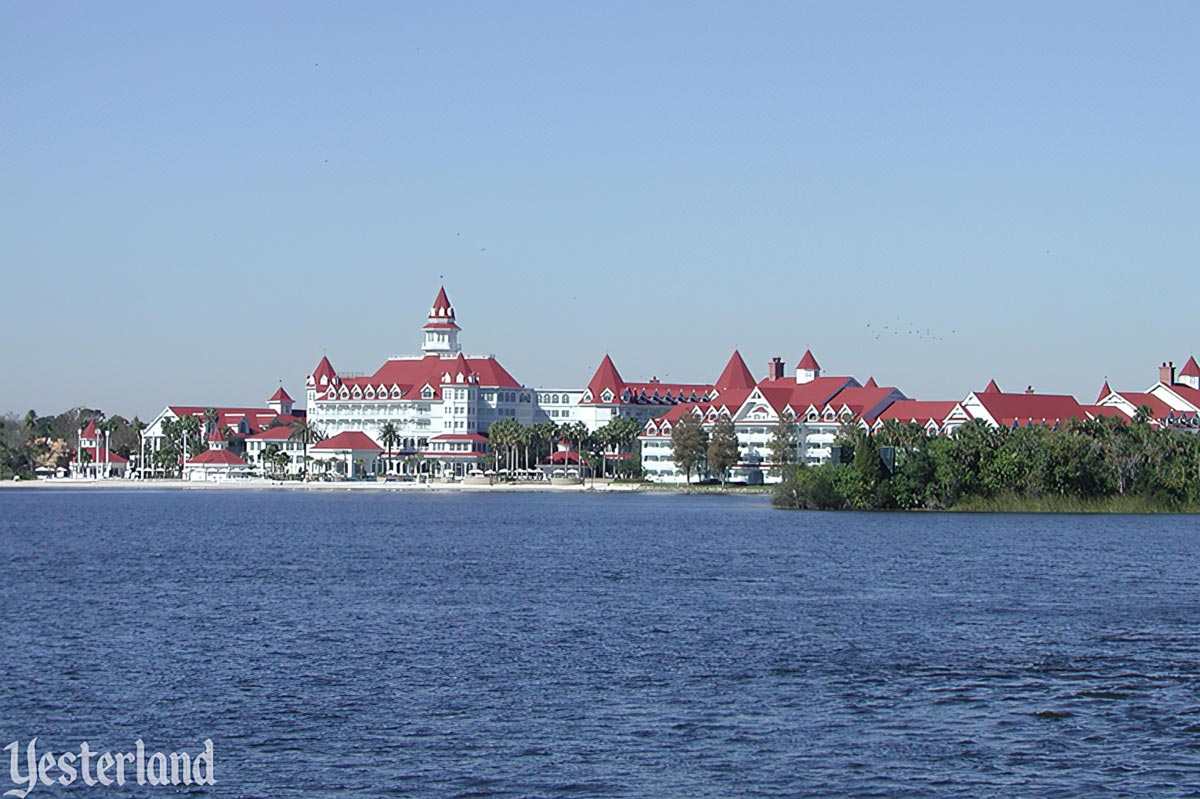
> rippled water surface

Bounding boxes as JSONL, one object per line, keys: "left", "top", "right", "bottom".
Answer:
{"left": 2, "top": 489, "right": 1199, "bottom": 797}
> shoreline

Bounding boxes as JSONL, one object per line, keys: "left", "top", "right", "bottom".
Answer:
{"left": 0, "top": 478, "right": 772, "bottom": 496}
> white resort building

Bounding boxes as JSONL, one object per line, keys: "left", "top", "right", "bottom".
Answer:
{"left": 305, "top": 286, "right": 534, "bottom": 477}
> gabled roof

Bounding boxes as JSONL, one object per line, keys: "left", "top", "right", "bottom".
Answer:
{"left": 970, "top": 391, "right": 1086, "bottom": 426}
{"left": 714, "top": 350, "right": 756, "bottom": 391}
{"left": 824, "top": 384, "right": 905, "bottom": 422}
{"left": 753, "top": 376, "right": 857, "bottom": 416}
{"left": 314, "top": 431, "right": 383, "bottom": 451}
{"left": 187, "top": 449, "right": 247, "bottom": 466}
{"left": 269, "top": 387, "right": 293, "bottom": 403}
{"left": 796, "top": 349, "right": 820, "bottom": 370}
{"left": 1180, "top": 356, "right": 1200, "bottom": 379}
{"left": 246, "top": 426, "right": 295, "bottom": 441}
{"left": 1097, "top": 380, "right": 1112, "bottom": 403}
{"left": 983, "top": 379, "right": 1001, "bottom": 394}
{"left": 877, "top": 400, "right": 960, "bottom": 425}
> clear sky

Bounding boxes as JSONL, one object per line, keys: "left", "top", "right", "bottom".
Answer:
{"left": 3, "top": 2, "right": 1197, "bottom": 419}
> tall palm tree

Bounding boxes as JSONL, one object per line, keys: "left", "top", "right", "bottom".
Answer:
{"left": 379, "top": 422, "right": 399, "bottom": 474}
{"left": 289, "top": 419, "right": 324, "bottom": 479}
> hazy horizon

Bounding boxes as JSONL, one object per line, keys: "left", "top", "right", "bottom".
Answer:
{"left": 4, "top": 2, "right": 1197, "bottom": 420}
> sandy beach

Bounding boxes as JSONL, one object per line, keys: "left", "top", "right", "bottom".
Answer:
{"left": 0, "top": 477, "right": 648, "bottom": 493}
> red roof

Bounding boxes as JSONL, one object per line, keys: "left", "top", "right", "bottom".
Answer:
{"left": 314, "top": 431, "right": 383, "bottom": 451}
{"left": 1083, "top": 405, "right": 1129, "bottom": 422}
{"left": 755, "top": 376, "right": 857, "bottom": 416}
{"left": 309, "top": 355, "right": 337, "bottom": 387}
{"left": 320, "top": 354, "right": 521, "bottom": 402}
{"left": 825, "top": 384, "right": 905, "bottom": 422}
{"left": 1097, "top": 380, "right": 1112, "bottom": 403}
{"left": 543, "top": 451, "right": 584, "bottom": 464}
{"left": 207, "top": 428, "right": 226, "bottom": 443}
{"left": 269, "top": 387, "right": 293, "bottom": 403}
{"left": 1180, "top": 356, "right": 1200, "bottom": 379}
{"left": 972, "top": 392, "right": 1086, "bottom": 426}
{"left": 877, "top": 400, "right": 959, "bottom": 425}
{"left": 714, "top": 350, "right": 756, "bottom": 391}
{"left": 585, "top": 354, "right": 625, "bottom": 403}
{"left": 74, "top": 446, "right": 128, "bottom": 464}
{"left": 1116, "top": 392, "right": 1179, "bottom": 419}
{"left": 796, "top": 349, "right": 821, "bottom": 371}
{"left": 424, "top": 286, "right": 459, "bottom": 329}
{"left": 983, "top": 379, "right": 1001, "bottom": 394}
{"left": 167, "top": 407, "right": 297, "bottom": 436}
{"left": 187, "top": 449, "right": 247, "bottom": 466}
{"left": 863, "top": 376, "right": 878, "bottom": 389}
{"left": 80, "top": 420, "right": 100, "bottom": 438}
{"left": 246, "top": 426, "right": 295, "bottom": 441}
{"left": 1162, "top": 383, "right": 1200, "bottom": 409}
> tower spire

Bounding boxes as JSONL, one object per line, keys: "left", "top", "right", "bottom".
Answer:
{"left": 422, "top": 284, "right": 462, "bottom": 355}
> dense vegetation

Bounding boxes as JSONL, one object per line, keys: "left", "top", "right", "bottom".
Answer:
{"left": 772, "top": 414, "right": 1200, "bottom": 512}
{"left": 0, "top": 409, "right": 145, "bottom": 479}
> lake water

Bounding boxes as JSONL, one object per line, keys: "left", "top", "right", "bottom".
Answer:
{"left": 1, "top": 490, "right": 1199, "bottom": 797}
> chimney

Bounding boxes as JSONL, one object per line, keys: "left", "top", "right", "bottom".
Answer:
{"left": 1025, "top": 385, "right": 1034, "bottom": 394}
{"left": 767, "top": 357, "right": 784, "bottom": 382}
{"left": 1160, "top": 362, "right": 1176, "bottom": 385}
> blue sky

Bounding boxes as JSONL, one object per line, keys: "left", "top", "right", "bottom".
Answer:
{"left": 2, "top": 2, "right": 1197, "bottom": 419}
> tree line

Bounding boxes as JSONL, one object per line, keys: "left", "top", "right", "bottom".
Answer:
{"left": 772, "top": 411, "right": 1200, "bottom": 511}
{"left": 0, "top": 409, "right": 145, "bottom": 478}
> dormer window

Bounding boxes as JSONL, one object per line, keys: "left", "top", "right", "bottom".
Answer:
{"left": 365, "top": 386, "right": 375, "bottom": 399}
{"left": 601, "top": 389, "right": 614, "bottom": 403}
{"left": 422, "top": 386, "right": 434, "bottom": 399}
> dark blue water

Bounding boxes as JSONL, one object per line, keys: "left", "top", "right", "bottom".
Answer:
{"left": 1, "top": 490, "right": 1199, "bottom": 798}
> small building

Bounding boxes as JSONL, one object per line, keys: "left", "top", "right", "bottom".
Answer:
{"left": 423, "top": 433, "right": 489, "bottom": 478}
{"left": 184, "top": 431, "right": 251, "bottom": 481}
{"left": 244, "top": 425, "right": 306, "bottom": 476}
{"left": 70, "top": 420, "right": 129, "bottom": 479}
{"left": 311, "top": 431, "right": 383, "bottom": 479}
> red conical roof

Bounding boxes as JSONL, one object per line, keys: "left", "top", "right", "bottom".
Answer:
{"left": 269, "top": 386, "right": 293, "bottom": 403}
{"left": 310, "top": 355, "right": 337, "bottom": 387}
{"left": 796, "top": 349, "right": 821, "bottom": 371}
{"left": 207, "top": 427, "right": 226, "bottom": 443}
{"left": 715, "top": 350, "right": 756, "bottom": 391}
{"left": 445, "top": 351, "right": 474, "bottom": 382}
{"left": 430, "top": 286, "right": 454, "bottom": 319}
{"left": 864, "top": 376, "right": 878, "bottom": 388}
{"left": 983, "top": 379, "right": 1001, "bottom": 394}
{"left": 1097, "top": 380, "right": 1112, "bottom": 403}
{"left": 1180, "top": 356, "right": 1200, "bottom": 379}
{"left": 81, "top": 420, "right": 99, "bottom": 438}
{"left": 586, "top": 354, "right": 625, "bottom": 402}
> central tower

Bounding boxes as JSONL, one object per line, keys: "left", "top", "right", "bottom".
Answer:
{"left": 421, "top": 285, "right": 462, "bottom": 356}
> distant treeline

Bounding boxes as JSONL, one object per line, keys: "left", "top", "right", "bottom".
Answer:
{"left": 0, "top": 409, "right": 144, "bottom": 478}
{"left": 772, "top": 416, "right": 1200, "bottom": 512}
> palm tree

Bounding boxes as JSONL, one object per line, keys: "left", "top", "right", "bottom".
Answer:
{"left": 379, "top": 422, "right": 399, "bottom": 474}
{"left": 533, "top": 421, "right": 559, "bottom": 473}
{"left": 289, "top": 419, "right": 324, "bottom": 479}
